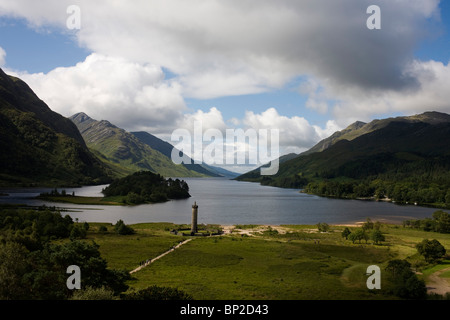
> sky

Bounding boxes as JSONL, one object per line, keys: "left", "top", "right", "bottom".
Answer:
{"left": 0, "top": 0, "right": 450, "bottom": 173}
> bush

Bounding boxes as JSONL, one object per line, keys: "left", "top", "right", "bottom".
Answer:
{"left": 70, "top": 286, "right": 118, "bottom": 300}
{"left": 114, "top": 220, "right": 135, "bottom": 235}
{"left": 70, "top": 225, "right": 87, "bottom": 240}
{"left": 122, "top": 285, "right": 193, "bottom": 300}
{"left": 385, "top": 259, "right": 427, "bottom": 300}
{"left": 348, "top": 228, "right": 368, "bottom": 244}
{"left": 371, "top": 230, "right": 385, "bottom": 245}
{"left": 317, "top": 222, "right": 330, "bottom": 232}
{"left": 341, "top": 227, "right": 351, "bottom": 240}
{"left": 416, "top": 239, "right": 446, "bottom": 263}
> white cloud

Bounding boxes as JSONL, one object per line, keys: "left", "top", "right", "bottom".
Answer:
{"left": 305, "top": 59, "right": 450, "bottom": 127}
{"left": 2, "top": 0, "right": 449, "bottom": 159}
{"left": 242, "top": 108, "right": 333, "bottom": 153}
{"left": 0, "top": 0, "right": 442, "bottom": 100}
{"left": 8, "top": 53, "right": 187, "bottom": 134}
{"left": 0, "top": 47, "right": 6, "bottom": 67}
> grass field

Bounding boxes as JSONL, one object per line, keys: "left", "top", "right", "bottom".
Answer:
{"left": 37, "top": 195, "right": 124, "bottom": 205}
{"left": 73, "top": 221, "right": 450, "bottom": 300}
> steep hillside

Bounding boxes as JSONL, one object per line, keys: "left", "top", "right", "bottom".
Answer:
{"left": 69, "top": 113, "right": 207, "bottom": 178}
{"left": 236, "top": 112, "right": 450, "bottom": 207}
{"left": 131, "top": 131, "right": 238, "bottom": 177}
{"left": 0, "top": 68, "right": 112, "bottom": 187}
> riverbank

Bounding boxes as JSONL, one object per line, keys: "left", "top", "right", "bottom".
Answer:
{"left": 36, "top": 195, "right": 124, "bottom": 206}
{"left": 299, "top": 190, "right": 450, "bottom": 211}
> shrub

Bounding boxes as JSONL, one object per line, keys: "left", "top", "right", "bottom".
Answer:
{"left": 114, "top": 220, "right": 135, "bottom": 235}
{"left": 122, "top": 285, "right": 193, "bottom": 300}
{"left": 416, "top": 239, "right": 446, "bottom": 263}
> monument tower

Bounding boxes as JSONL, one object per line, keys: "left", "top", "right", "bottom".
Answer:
{"left": 191, "top": 202, "right": 198, "bottom": 234}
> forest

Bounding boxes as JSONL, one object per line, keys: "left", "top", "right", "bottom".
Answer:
{"left": 0, "top": 206, "right": 131, "bottom": 299}
{"left": 101, "top": 171, "right": 191, "bottom": 204}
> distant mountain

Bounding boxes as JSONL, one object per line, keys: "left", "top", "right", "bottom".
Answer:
{"left": 0, "top": 68, "right": 112, "bottom": 187}
{"left": 131, "top": 131, "right": 239, "bottom": 178}
{"left": 236, "top": 111, "right": 450, "bottom": 207}
{"left": 69, "top": 113, "right": 214, "bottom": 178}
{"left": 302, "top": 111, "right": 450, "bottom": 156}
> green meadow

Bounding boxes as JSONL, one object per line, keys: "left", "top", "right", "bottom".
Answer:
{"left": 79, "top": 222, "right": 450, "bottom": 300}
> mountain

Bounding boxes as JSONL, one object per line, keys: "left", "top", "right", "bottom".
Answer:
{"left": 131, "top": 131, "right": 239, "bottom": 178}
{"left": 0, "top": 68, "right": 112, "bottom": 187}
{"left": 69, "top": 113, "right": 214, "bottom": 178}
{"left": 236, "top": 111, "right": 450, "bottom": 207}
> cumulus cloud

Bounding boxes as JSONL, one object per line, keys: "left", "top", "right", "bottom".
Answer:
{"left": 242, "top": 108, "right": 334, "bottom": 153}
{"left": 9, "top": 53, "right": 187, "bottom": 134}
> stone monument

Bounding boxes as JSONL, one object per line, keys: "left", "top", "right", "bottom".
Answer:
{"left": 191, "top": 201, "right": 198, "bottom": 235}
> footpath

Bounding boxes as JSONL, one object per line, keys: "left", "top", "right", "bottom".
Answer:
{"left": 130, "top": 238, "right": 193, "bottom": 274}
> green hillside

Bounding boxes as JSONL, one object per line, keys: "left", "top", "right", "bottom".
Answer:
{"left": 0, "top": 68, "right": 112, "bottom": 187}
{"left": 131, "top": 131, "right": 238, "bottom": 177}
{"left": 236, "top": 112, "right": 450, "bottom": 208}
{"left": 69, "top": 113, "right": 206, "bottom": 178}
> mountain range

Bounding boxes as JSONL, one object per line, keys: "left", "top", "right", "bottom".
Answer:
{"left": 236, "top": 111, "right": 450, "bottom": 207}
{"left": 1, "top": 66, "right": 449, "bottom": 205}
{"left": 69, "top": 112, "right": 237, "bottom": 179}
{"left": 0, "top": 68, "right": 236, "bottom": 187}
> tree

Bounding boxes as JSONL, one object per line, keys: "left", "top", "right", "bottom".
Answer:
{"left": 0, "top": 242, "right": 31, "bottom": 299}
{"left": 348, "top": 228, "right": 368, "bottom": 244}
{"left": 371, "top": 230, "right": 385, "bottom": 245}
{"left": 416, "top": 239, "right": 446, "bottom": 263}
{"left": 29, "top": 240, "right": 131, "bottom": 297}
{"left": 385, "top": 259, "right": 427, "bottom": 300}
{"left": 341, "top": 227, "right": 351, "bottom": 240}
{"left": 317, "top": 222, "right": 330, "bottom": 232}
{"left": 362, "top": 218, "right": 374, "bottom": 231}
{"left": 385, "top": 259, "right": 411, "bottom": 277}
{"left": 114, "top": 220, "right": 135, "bottom": 235}
{"left": 432, "top": 211, "right": 450, "bottom": 233}
{"left": 69, "top": 225, "right": 87, "bottom": 240}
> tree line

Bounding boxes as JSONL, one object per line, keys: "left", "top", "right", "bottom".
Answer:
{"left": 305, "top": 179, "right": 450, "bottom": 208}
{"left": 403, "top": 210, "right": 450, "bottom": 233}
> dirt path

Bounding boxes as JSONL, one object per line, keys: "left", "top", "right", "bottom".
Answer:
{"left": 426, "top": 267, "right": 450, "bottom": 296}
{"left": 129, "top": 238, "right": 193, "bottom": 274}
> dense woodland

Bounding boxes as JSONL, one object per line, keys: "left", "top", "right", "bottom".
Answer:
{"left": 0, "top": 206, "right": 194, "bottom": 300}
{"left": 102, "top": 171, "right": 190, "bottom": 204}
{"left": 0, "top": 207, "right": 131, "bottom": 299}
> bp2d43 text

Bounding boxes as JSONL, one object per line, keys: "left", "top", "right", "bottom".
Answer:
{"left": 180, "top": 304, "right": 269, "bottom": 317}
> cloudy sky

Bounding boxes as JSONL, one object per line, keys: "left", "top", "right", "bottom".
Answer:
{"left": 0, "top": 0, "right": 449, "bottom": 172}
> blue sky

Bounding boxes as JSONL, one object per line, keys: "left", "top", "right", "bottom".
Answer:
{"left": 1, "top": 0, "right": 450, "bottom": 160}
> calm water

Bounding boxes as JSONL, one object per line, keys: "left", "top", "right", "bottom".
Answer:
{"left": 0, "top": 177, "right": 440, "bottom": 225}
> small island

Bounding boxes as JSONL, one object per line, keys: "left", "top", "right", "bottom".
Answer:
{"left": 37, "top": 171, "right": 191, "bottom": 205}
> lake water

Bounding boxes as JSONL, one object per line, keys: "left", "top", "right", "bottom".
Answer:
{"left": 0, "top": 177, "right": 440, "bottom": 225}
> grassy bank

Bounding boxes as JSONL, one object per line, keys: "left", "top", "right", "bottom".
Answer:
{"left": 37, "top": 195, "right": 124, "bottom": 205}
{"left": 71, "top": 222, "right": 450, "bottom": 300}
